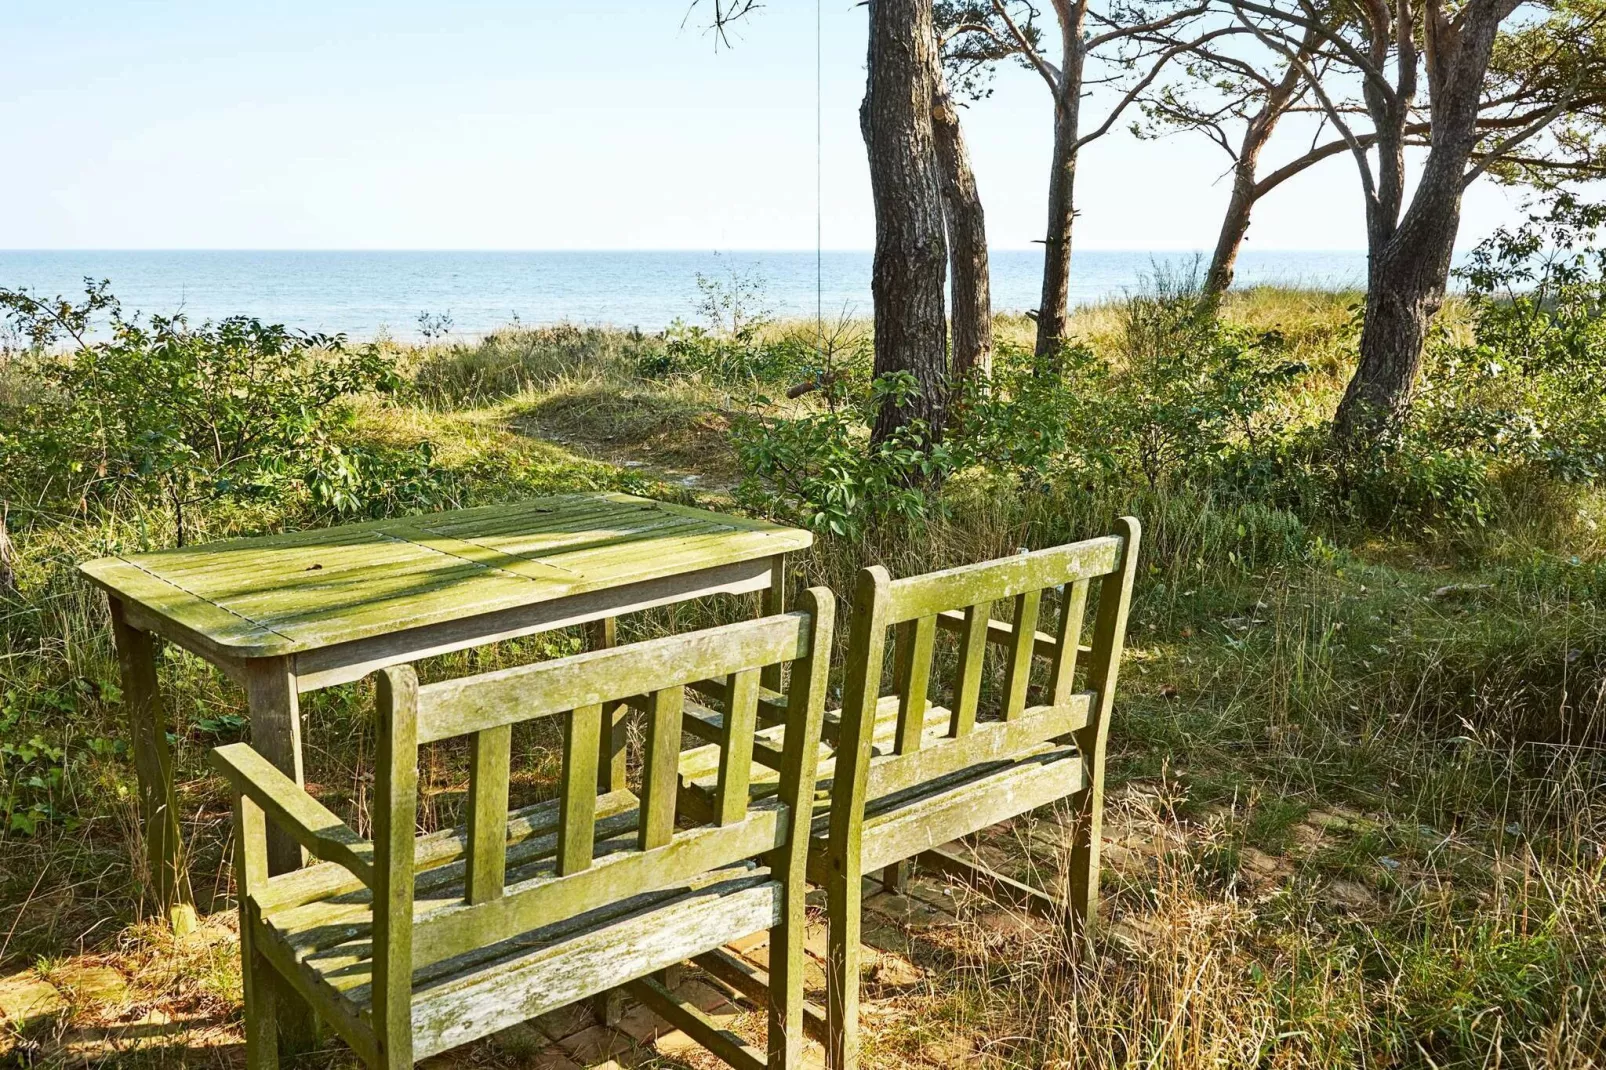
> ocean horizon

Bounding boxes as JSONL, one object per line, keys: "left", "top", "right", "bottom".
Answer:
{"left": 0, "top": 248, "right": 1377, "bottom": 341}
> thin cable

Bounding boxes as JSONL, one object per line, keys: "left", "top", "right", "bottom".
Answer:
{"left": 816, "top": 0, "right": 824, "bottom": 355}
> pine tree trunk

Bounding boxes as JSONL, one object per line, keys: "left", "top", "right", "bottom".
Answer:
{"left": 862, "top": 0, "right": 951, "bottom": 445}
{"left": 1330, "top": 0, "right": 1506, "bottom": 445}
{"left": 1201, "top": 168, "right": 1257, "bottom": 307}
{"left": 931, "top": 71, "right": 991, "bottom": 380}
{"left": 1332, "top": 175, "right": 1464, "bottom": 440}
{"left": 1034, "top": 77, "right": 1081, "bottom": 358}
{"left": 1033, "top": 15, "right": 1085, "bottom": 360}
{"left": 1201, "top": 55, "right": 1305, "bottom": 311}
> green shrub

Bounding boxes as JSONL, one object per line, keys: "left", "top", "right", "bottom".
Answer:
{"left": 732, "top": 371, "right": 949, "bottom": 537}
{"left": 0, "top": 282, "right": 432, "bottom": 543}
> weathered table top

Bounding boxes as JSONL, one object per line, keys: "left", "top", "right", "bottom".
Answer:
{"left": 81, "top": 493, "right": 812, "bottom": 659}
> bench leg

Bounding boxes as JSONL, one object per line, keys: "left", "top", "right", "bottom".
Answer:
{"left": 108, "top": 600, "right": 197, "bottom": 936}
{"left": 878, "top": 861, "right": 909, "bottom": 895}
{"left": 824, "top": 861, "right": 862, "bottom": 1070}
{"left": 1067, "top": 793, "right": 1102, "bottom": 947}
{"left": 243, "top": 657, "right": 320, "bottom": 1052}
{"left": 241, "top": 911, "right": 280, "bottom": 1070}
{"left": 767, "top": 881, "right": 807, "bottom": 1068}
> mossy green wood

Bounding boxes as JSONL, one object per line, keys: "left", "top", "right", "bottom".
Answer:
{"left": 667, "top": 525, "right": 1141, "bottom": 1070}
{"left": 819, "top": 521, "right": 1140, "bottom": 1070}
{"left": 80, "top": 492, "right": 812, "bottom": 661}
{"left": 219, "top": 593, "right": 835, "bottom": 1069}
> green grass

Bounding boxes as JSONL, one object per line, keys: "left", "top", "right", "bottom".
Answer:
{"left": 1, "top": 289, "right": 1603, "bottom": 1067}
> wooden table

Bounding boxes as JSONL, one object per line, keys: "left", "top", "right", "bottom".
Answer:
{"left": 80, "top": 492, "right": 812, "bottom": 931}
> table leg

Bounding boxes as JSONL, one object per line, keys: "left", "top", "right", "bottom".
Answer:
{"left": 243, "top": 657, "right": 306, "bottom": 876}
{"left": 585, "top": 618, "right": 629, "bottom": 793}
{"left": 242, "top": 655, "right": 319, "bottom": 1052}
{"left": 761, "top": 554, "right": 788, "bottom": 691}
{"left": 108, "top": 599, "right": 196, "bottom": 936}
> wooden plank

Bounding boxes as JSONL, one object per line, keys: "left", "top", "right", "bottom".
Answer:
{"left": 293, "top": 557, "right": 772, "bottom": 692}
{"left": 84, "top": 559, "right": 276, "bottom": 653}
{"left": 934, "top": 608, "right": 1073, "bottom": 661}
{"left": 372, "top": 665, "right": 419, "bottom": 1066}
{"left": 948, "top": 602, "right": 990, "bottom": 738}
{"left": 584, "top": 618, "right": 629, "bottom": 794}
{"left": 466, "top": 724, "right": 511, "bottom": 903}
{"left": 886, "top": 536, "right": 1122, "bottom": 623}
{"left": 893, "top": 615, "right": 937, "bottom": 754}
{"left": 258, "top": 790, "right": 641, "bottom": 916}
{"left": 860, "top": 749, "right": 1085, "bottom": 875}
{"left": 625, "top": 976, "right": 767, "bottom": 1070}
{"left": 641, "top": 687, "right": 684, "bottom": 850}
{"left": 414, "top": 612, "right": 810, "bottom": 743}
{"left": 760, "top": 554, "right": 787, "bottom": 692}
{"left": 559, "top": 705, "right": 603, "bottom": 875}
{"left": 407, "top": 876, "right": 782, "bottom": 1061}
{"left": 265, "top": 802, "right": 646, "bottom": 961}
{"left": 1047, "top": 579, "right": 1090, "bottom": 706}
{"left": 244, "top": 657, "right": 306, "bottom": 876}
{"left": 865, "top": 698, "right": 1091, "bottom": 803}
{"left": 85, "top": 493, "right": 812, "bottom": 659}
{"left": 693, "top": 948, "right": 830, "bottom": 1044}
{"left": 1001, "top": 589, "right": 1042, "bottom": 720}
{"left": 821, "top": 568, "right": 890, "bottom": 1070}
{"left": 690, "top": 677, "right": 789, "bottom": 728}
{"left": 210, "top": 744, "right": 375, "bottom": 887}
{"left": 715, "top": 670, "right": 760, "bottom": 826}
{"left": 410, "top": 809, "right": 785, "bottom": 969}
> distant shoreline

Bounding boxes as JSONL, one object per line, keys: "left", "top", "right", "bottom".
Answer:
{"left": 0, "top": 248, "right": 1388, "bottom": 340}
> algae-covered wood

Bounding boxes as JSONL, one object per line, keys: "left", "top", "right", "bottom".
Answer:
{"left": 80, "top": 493, "right": 812, "bottom": 660}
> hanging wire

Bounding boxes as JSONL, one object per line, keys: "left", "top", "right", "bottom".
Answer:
{"left": 816, "top": 0, "right": 824, "bottom": 357}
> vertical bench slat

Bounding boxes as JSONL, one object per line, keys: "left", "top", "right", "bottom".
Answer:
{"left": 1048, "top": 579, "right": 1090, "bottom": 706}
{"left": 585, "top": 618, "right": 630, "bottom": 794}
{"left": 948, "top": 602, "right": 991, "bottom": 737}
{"left": 1000, "top": 589, "right": 1042, "bottom": 721}
{"left": 640, "top": 686, "right": 683, "bottom": 850}
{"left": 465, "top": 724, "right": 511, "bottom": 902}
{"left": 558, "top": 704, "right": 602, "bottom": 876}
{"left": 761, "top": 556, "right": 788, "bottom": 693}
{"left": 373, "top": 667, "right": 419, "bottom": 1066}
{"left": 715, "top": 669, "right": 761, "bottom": 826}
{"left": 893, "top": 615, "right": 937, "bottom": 753}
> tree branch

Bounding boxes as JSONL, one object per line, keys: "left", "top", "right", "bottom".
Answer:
{"left": 992, "top": 0, "right": 1062, "bottom": 91}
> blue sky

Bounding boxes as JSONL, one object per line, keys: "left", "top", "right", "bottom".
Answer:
{"left": 2, "top": 1, "right": 1528, "bottom": 251}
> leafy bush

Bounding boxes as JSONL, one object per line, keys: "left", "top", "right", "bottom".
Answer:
{"left": 0, "top": 282, "right": 414, "bottom": 543}
{"left": 732, "top": 371, "right": 950, "bottom": 536}
{"left": 1338, "top": 196, "right": 1606, "bottom": 530}
{"left": 952, "top": 290, "right": 1307, "bottom": 493}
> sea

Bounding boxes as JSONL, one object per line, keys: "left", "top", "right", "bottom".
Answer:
{"left": 0, "top": 249, "right": 1371, "bottom": 342}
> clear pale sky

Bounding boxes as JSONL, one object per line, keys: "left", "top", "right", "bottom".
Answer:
{"left": 2, "top": 1, "right": 1529, "bottom": 251}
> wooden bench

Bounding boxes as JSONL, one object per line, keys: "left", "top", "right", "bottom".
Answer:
{"left": 677, "top": 521, "right": 1140, "bottom": 1070}
{"left": 212, "top": 590, "right": 835, "bottom": 1070}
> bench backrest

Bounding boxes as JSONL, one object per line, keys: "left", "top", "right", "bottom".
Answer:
{"left": 365, "top": 590, "right": 834, "bottom": 1033}
{"left": 827, "top": 519, "right": 1140, "bottom": 833}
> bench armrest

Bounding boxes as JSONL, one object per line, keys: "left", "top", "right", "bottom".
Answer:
{"left": 211, "top": 743, "right": 376, "bottom": 888}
